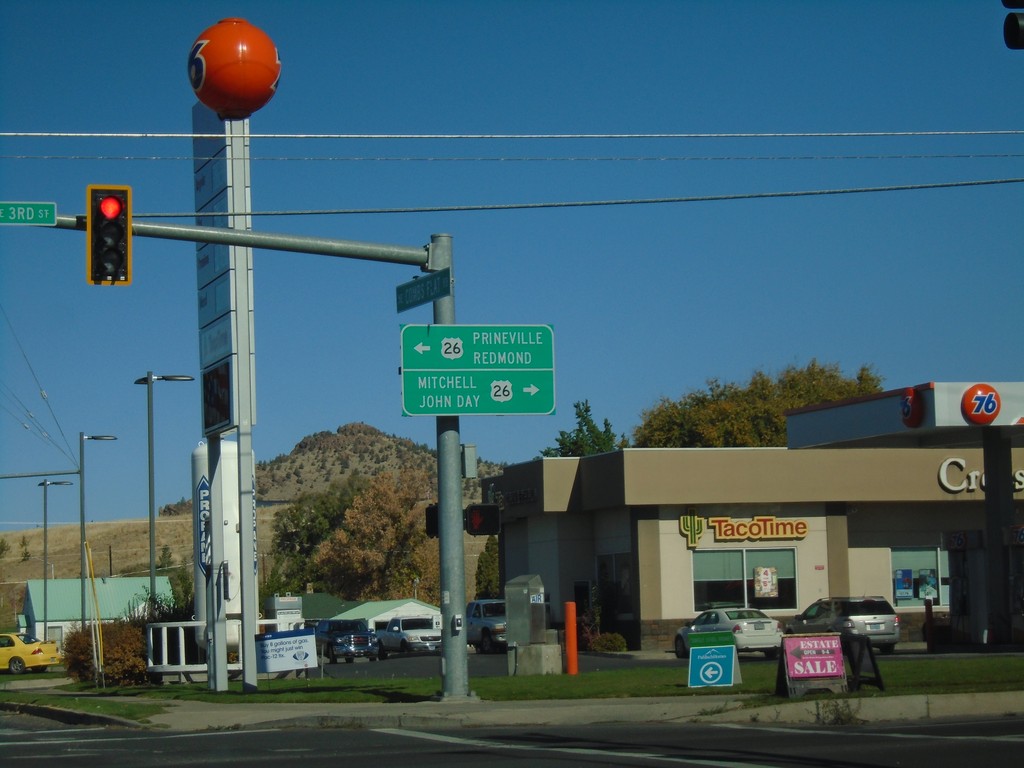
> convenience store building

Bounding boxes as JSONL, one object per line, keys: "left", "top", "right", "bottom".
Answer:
{"left": 484, "top": 383, "right": 1024, "bottom": 650}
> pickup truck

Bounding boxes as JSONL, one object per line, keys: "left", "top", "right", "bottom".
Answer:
{"left": 466, "top": 599, "right": 507, "bottom": 653}
{"left": 314, "top": 619, "right": 378, "bottom": 663}
{"left": 376, "top": 615, "right": 442, "bottom": 658}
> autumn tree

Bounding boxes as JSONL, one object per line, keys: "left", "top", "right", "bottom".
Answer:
{"left": 541, "top": 400, "right": 627, "bottom": 457}
{"left": 265, "top": 474, "right": 368, "bottom": 594}
{"left": 634, "top": 360, "right": 883, "bottom": 448}
{"left": 314, "top": 469, "right": 439, "bottom": 603}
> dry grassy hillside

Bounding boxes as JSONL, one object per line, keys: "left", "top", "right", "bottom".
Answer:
{"left": 0, "top": 422, "right": 506, "bottom": 627}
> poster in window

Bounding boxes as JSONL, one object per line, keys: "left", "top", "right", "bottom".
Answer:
{"left": 895, "top": 569, "right": 914, "bottom": 599}
{"left": 754, "top": 566, "right": 778, "bottom": 598}
{"left": 919, "top": 569, "right": 938, "bottom": 600}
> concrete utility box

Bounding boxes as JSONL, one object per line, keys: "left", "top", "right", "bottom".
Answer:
{"left": 505, "top": 574, "right": 547, "bottom": 646}
{"left": 505, "top": 575, "right": 559, "bottom": 675}
{"left": 264, "top": 593, "right": 303, "bottom": 629}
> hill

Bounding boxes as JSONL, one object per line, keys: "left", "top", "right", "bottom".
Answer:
{"left": 157, "top": 422, "right": 505, "bottom": 514}
{"left": 0, "top": 422, "right": 508, "bottom": 628}
{"left": 256, "top": 422, "right": 504, "bottom": 502}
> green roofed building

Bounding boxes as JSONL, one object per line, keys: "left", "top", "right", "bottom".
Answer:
{"left": 23, "top": 577, "right": 172, "bottom": 648}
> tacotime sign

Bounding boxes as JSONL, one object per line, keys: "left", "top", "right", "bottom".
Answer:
{"left": 679, "top": 513, "right": 809, "bottom": 548}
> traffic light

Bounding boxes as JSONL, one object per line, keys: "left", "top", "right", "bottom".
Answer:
{"left": 464, "top": 503, "right": 500, "bottom": 536}
{"left": 1005, "top": 2, "right": 1024, "bottom": 49}
{"left": 425, "top": 504, "right": 439, "bottom": 538}
{"left": 86, "top": 185, "right": 132, "bottom": 285}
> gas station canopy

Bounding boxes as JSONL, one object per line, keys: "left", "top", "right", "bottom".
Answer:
{"left": 787, "top": 381, "right": 1024, "bottom": 450}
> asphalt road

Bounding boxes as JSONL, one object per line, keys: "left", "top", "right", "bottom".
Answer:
{"left": 1, "top": 714, "right": 1022, "bottom": 766}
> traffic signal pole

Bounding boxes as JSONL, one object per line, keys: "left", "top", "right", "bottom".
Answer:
{"left": 52, "top": 213, "right": 476, "bottom": 695}
{"left": 54, "top": 215, "right": 429, "bottom": 267}
{"left": 428, "top": 234, "right": 473, "bottom": 701}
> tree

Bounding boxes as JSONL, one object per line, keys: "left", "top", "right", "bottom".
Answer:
{"left": 542, "top": 400, "right": 626, "bottom": 457}
{"left": 475, "top": 535, "right": 501, "bottom": 598}
{"left": 169, "top": 564, "right": 193, "bottom": 614}
{"left": 314, "top": 469, "right": 439, "bottom": 603}
{"left": 634, "top": 360, "right": 883, "bottom": 448}
{"left": 267, "top": 474, "right": 368, "bottom": 593}
{"left": 157, "top": 545, "right": 175, "bottom": 571}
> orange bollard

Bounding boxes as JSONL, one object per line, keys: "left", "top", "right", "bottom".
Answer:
{"left": 564, "top": 601, "right": 578, "bottom": 675}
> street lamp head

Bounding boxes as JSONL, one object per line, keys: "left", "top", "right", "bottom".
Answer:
{"left": 38, "top": 480, "right": 74, "bottom": 487}
{"left": 135, "top": 373, "right": 195, "bottom": 385}
{"left": 84, "top": 435, "right": 117, "bottom": 441}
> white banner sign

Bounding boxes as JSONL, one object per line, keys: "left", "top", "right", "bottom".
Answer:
{"left": 255, "top": 629, "right": 317, "bottom": 674}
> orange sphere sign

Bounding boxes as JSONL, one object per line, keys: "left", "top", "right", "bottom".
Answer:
{"left": 188, "top": 18, "right": 281, "bottom": 119}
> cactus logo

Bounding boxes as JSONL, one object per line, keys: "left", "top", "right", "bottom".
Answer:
{"left": 679, "top": 509, "right": 705, "bottom": 549}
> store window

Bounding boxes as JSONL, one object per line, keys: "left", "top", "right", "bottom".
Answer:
{"left": 596, "top": 553, "right": 633, "bottom": 618}
{"left": 693, "top": 548, "right": 797, "bottom": 611}
{"left": 892, "top": 547, "right": 949, "bottom": 607}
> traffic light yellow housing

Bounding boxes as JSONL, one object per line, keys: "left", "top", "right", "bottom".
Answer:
{"left": 86, "top": 185, "right": 132, "bottom": 285}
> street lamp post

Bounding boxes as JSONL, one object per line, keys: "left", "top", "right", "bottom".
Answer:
{"left": 38, "top": 479, "right": 72, "bottom": 641}
{"left": 79, "top": 433, "right": 116, "bottom": 627}
{"left": 135, "top": 372, "right": 194, "bottom": 603}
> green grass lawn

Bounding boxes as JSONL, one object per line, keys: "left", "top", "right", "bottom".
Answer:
{"left": 3, "top": 655, "right": 1021, "bottom": 726}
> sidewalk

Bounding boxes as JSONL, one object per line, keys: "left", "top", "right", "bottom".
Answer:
{"left": 137, "top": 689, "right": 1024, "bottom": 731}
{"left": 4, "top": 675, "right": 1023, "bottom": 731}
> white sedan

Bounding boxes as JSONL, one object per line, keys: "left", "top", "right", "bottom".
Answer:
{"left": 675, "top": 608, "right": 783, "bottom": 658}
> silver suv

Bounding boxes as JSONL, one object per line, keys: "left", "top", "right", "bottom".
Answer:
{"left": 787, "top": 597, "right": 900, "bottom": 653}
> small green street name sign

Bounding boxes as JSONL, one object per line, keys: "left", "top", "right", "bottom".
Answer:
{"left": 0, "top": 202, "right": 56, "bottom": 226}
{"left": 396, "top": 268, "right": 451, "bottom": 313}
{"left": 401, "top": 324, "right": 555, "bottom": 416}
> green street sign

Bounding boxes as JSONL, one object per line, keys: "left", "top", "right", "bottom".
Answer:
{"left": 401, "top": 324, "right": 555, "bottom": 416}
{"left": 396, "top": 268, "right": 451, "bottom": 313}
{"left": 0, "top": 202, "right": 56, "bottom": 226}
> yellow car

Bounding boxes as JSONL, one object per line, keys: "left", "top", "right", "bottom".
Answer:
{"left": 0, "top": 633, "right": 62, "bottom": 674}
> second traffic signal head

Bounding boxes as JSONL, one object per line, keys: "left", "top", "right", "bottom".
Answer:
{"left": 86, "top": 185, "right": 132, "bottom": 285}
{"left": 425, "top": 504, "right": 439, "bottom": 538}
{"left": 464, "top": 504, "right": 501, "bottom": 536}
{"left": 1005, "top": 2, "right": 1024, "bottom": 49}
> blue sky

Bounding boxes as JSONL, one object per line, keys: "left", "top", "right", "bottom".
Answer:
{"left": 2, "top": 0, "right": 1022, "bottom": 529}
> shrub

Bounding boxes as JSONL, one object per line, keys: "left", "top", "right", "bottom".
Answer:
{"left": 61, "top": 625, "right": 94, "bottom": 682}
{"left": 589, "top": 632, "right": 628, "bottom": 653}
{"left": 61, "top": 621, "right": 149, "bottom": 686}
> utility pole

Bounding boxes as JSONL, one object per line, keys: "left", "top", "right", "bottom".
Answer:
{"left": 428, "top": 234, "right": 472, "bottom": 700}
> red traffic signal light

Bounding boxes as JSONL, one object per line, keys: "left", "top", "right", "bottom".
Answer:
{"left": 464, "top": 504, "right": 500, "bottom": 536}
{"left": 86, "top": 185, "right": 132, "bottom": 285}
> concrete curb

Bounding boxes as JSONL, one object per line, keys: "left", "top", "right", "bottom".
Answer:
{"left": 711, "top": 690, "right": 1024, "bottom": 725}
{"left": 0, "top": 700, "right": 141, "bottom": 729}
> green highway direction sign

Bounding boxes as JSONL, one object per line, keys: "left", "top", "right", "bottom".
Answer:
{"left": 401, "top": 324, "right": 555, "bottom": 416}
{"left": 0, "top": 202, "right": 56, "bottom": 226}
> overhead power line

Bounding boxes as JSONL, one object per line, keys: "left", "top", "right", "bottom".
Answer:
{"left": 1, "top": 130, "right": 1023, "bottom": 140}
{"left": 2, "top": 152, "right": 1023, "bottom": 163}
{"left": 141, "top": 177, "right": 1024, "bottom": 219}
{"left": 0, "top": 303, "right": 77, "bottom": 467}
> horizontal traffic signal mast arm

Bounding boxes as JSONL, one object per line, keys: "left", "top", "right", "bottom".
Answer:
{"left": 55, "top": 215, "right": 429, "bottom": 267}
